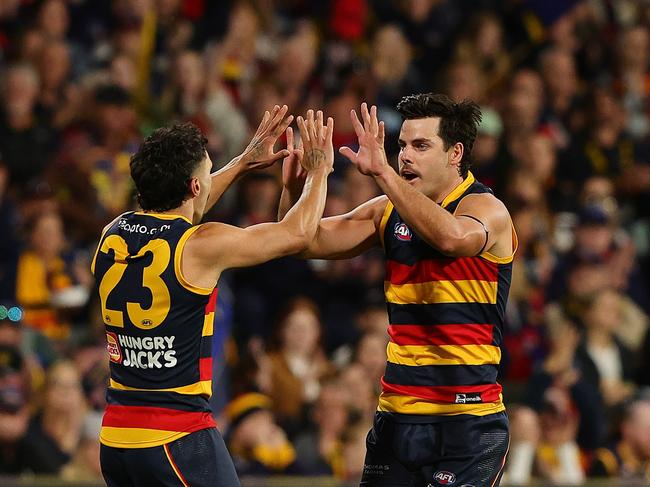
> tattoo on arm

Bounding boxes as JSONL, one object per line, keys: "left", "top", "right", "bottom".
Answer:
{"left": 302, "top": 149, "right": 326, "bottom": 170}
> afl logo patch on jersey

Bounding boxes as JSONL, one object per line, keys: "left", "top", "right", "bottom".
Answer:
{"left": 394, "top": 223, "right": 412, "bottom": 241}
{"left": 433, "top": 471, "right": 456, "bottom": 485}
{"left": 106, "top": 332, "right": 123, "bottom": 364}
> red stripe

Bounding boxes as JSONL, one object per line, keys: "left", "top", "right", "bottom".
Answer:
{"left": 205, "top": 288, "right": 218, "bottom": 314}
{"left": 102, "top": 405, "right": 216, "bottom": 430}
{"left": 199, "top": 357, "right": 212, "bottom": 381}
{"left": 388, "top": 324, "right": 494, "bottom": 346}
{"left": 381, "top": 380, "right": 502, "bottom": 403}
{"left": 386, "top": 258, "right": 498, "bottom": 285}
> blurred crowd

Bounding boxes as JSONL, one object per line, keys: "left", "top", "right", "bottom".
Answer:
{"left": 0, "top": 0, "right": 649, "bottom": 485}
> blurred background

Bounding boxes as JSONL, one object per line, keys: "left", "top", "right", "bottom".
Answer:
{"left": 0, "top": 0, "right": 649, "bottom": 485}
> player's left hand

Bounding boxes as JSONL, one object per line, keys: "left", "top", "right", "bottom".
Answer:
{"left": 339, "top": 103, "right": 390, "bottom": 178}
{"left": 239, "top": 104, "right": 294, "bottom": 170}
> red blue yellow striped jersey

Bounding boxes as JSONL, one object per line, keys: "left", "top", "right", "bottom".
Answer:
{"left": 378, "top": 172, "right": 517, "bottom": 418}
{"left": 91, "top": 212, "right": 216, "bottom": 448}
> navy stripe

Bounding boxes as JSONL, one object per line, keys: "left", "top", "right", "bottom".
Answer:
{"left": 107, "top": 389, "right": 211, "bottom": 411}
{"left": 383, "top": 362, "right": 498, "bottom": 387}
{"left": 387, "top": 302, "right": 500, "bottom": 326}
{"left": 200, "top": 336, "right": 212, "bottom": 358}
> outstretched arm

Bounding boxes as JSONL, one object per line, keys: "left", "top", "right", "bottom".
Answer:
{"left": 203, "top": 105, "right": 293, "bottom": 216}
{"left": 187, "top": 110, "right": 333, "bottom": 281}
{"left": 339, "top": 103, "right": 510, "bottom": 257}
{"left": 278, "top": 120, "right": 385, "bottom": 260}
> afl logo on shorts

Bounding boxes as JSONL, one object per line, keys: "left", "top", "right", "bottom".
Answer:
{"left": 433, "top": 471, "right": 456, "bottom": 485}
{"left": 394, "top": 223, "right": 412, "bottom": 241}
{"left": 106, "top": 332, "right": 122, "bottom": 364}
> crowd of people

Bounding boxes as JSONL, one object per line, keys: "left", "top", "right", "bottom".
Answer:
{"left": 0, "top": 0, "right": 649, "bottom": 484}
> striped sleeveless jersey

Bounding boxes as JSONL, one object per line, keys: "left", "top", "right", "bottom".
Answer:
{"left": 92, "top": 212, "right": 217, "bottom": 448}
{"left": 378, "top": 172, "right": 516, "bottom": 418}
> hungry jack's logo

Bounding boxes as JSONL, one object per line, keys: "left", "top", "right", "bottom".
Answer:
{"left": 106, "top": 332, "right": 122, "bottom": 364}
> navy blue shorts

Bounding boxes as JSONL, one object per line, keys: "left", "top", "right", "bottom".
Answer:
{"left": 361, "top": 412, "right": 509, "bottom": 487}
{"left": 100, "top": 427, "right": 240, "bottom": 487}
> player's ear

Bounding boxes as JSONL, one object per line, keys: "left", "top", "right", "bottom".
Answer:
{"left": 448, "top": 142, "right": 464, "bottom": 169}
{"left": 189, "top": 177, "right": 201, "bottom": 197}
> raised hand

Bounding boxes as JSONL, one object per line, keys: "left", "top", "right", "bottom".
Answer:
{"left": 281, "top": 126, "right": 307, "bottom": 194}
{"left": 239, "top": 104, "right": 294, "bottom": 171}
{"left": 296, "top": 109, "right": 334, "bottom": 173}
{"left": 339, "top": 103, "right": 390, "bottom": 177}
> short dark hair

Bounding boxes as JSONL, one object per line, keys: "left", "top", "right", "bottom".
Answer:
{"left": 397, "top": 93, "right": 482, "bottom": 178}
{"left": 130, "top": 123, "right": 208, "bottom": 211}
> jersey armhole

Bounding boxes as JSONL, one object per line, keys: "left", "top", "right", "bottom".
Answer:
{"left": 378, "top": 200, "right": 394, "bottom": 249}
{"left": 173, "top": 225, "right": 214, "bottom": 296}
{"left": 480, "top": 220, "right": 519, "bottom": 264}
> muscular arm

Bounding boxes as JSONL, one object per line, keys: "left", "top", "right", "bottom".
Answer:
{"left": 374, "top": 170, "right": 510, "bottom": 257}
{"left": 184, "top": 111, "right": 334, "bottom": 285}
{"left": 192, "top": 166, "right": 330, "bottom": 274}
{"left": 278, "top": 128, "right": 385, "bottom": 260}
{"left": 300, "top": 196, "right": 386, "bottom": 259}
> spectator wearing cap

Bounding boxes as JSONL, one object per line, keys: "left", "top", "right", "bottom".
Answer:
{"left": 547, "top": 205, "right": 649, "bottom": 313}
{"left": 224, "top": 392, "right": 298, "bottom": 476}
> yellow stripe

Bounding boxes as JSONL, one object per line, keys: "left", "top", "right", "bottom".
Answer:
{"left": 202, "top": 312, "right": 214, "bottom": 337}
{"left": 109, "top": 378, "right": 212, "bottom": 396}
{"left": 385, "top": 279, "right": 497, "bottom": 304}
{"left": 100, "top": 426, "right": 190, "bottom": 448}
{"left": 386, "top": 342, "right": 501, "bottom": 366}
{"left": 378, "top": 200, "right": 393, "bottom": 249}
{"left": 164, "top": 444, "right": 189, "bottom": 487}
{"left": 173, "top": 225, "right": 214, "bottom": 295}
{"left": 377, "top": 393, "right": 505, "bottom": 416}
{"left": 91, "top": 212, "right": 128, "bottom": 275}
{"left": 135, "top": 211, "right": 192, "bottom": 224}
{"left": 441, "top": 171, "right": 475, "bottom": 209}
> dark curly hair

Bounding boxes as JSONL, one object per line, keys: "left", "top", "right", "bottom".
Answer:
{"left": 130, "top": 123, "right": 208, "bottom": 211}
{"left": 397, "top": 93, "right": 482, "bottom": 178}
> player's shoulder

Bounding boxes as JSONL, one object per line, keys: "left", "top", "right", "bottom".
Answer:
{"left": 101, "top": 211, "right": 132, "bottom": 236}
{"left": 457, "top": 191, "right": 509, "bottom": 215}
{"left": 348, "top": 194, "right": 389, "bottom": 211}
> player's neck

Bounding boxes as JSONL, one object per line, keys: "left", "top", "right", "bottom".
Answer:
{"left": 149, "top": 201, "right": 195, "bottom": 225}
{"left": 433, "top": 172, "right": 465, "bottom": 205}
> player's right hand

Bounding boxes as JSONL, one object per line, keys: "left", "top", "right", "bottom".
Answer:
{"left": 239, "top": 104, "right": 293, "bottom": 171}
{"left": 281, "top": 126, "right": 307, "bottom": 194}
{"left": 296, "top": 109, "right": 334, "bottom": 174}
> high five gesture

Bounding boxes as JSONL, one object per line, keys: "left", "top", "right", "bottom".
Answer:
{"left": 339, "top": 103, "right": 390, "bottom": 177}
